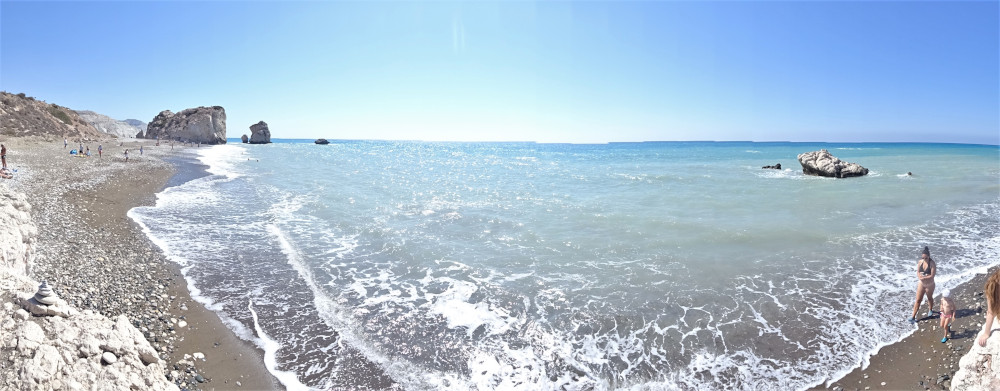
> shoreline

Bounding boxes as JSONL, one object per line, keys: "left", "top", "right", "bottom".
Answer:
{"left": 1, "top": 138, "right": 279, "bottom": 390}
{"left": 813, "top": 264, "right": 997, "bottom": 391}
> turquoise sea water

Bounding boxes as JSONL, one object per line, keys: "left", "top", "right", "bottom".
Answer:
{"left": 130, "top": 141, "right": 1000, "bottom": 390}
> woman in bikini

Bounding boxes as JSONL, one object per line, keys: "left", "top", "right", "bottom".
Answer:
{"left": 909, "top": 246, "right": 936, "bottom": 323}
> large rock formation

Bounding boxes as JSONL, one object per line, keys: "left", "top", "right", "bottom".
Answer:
{"left": 952, "top": 317, "right": 1000, "bottom": 390}
{"left": 75, "top": 110, "right": 146, "bottom": 139}
{"left": 143, "top": 106, "right": 226, "bottom": 145}
{"left": 241, "top": 134, "right": 249, "bottom": 143}
{"left": 0, "top": 92, "right": 106, "bottom": 141}
{"left": 248, "top": 121, "right": 271, "bottom": 144}
{"left": 0, "top": 186, "right": 36, "bottom": 276}
{"left": 797, "top": 149, "right": 869, "bottom": 178}
{"left": 0, "top": 186, "right": 178, "bottom": 391}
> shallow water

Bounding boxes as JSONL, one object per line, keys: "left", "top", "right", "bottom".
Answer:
{"left": 130, "top": 141, "right": 1000, "bottom": 390}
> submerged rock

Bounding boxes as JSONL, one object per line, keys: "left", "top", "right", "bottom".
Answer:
{"left": 797, "top": 149, "right": 869, "bottom": 178}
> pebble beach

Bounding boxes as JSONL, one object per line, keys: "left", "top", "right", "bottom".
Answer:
{"left": 0, "top": 138, "right": 278, "bottom": 390}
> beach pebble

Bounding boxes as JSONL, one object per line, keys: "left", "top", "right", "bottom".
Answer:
{"left": 177, "top": 320, "right": 187, "bottom": 328}
{"left": 101, "top": 351, "right": 118, "bottom": 365}
{"left": 192, "top": 352, "right": 205, "bottom": 360}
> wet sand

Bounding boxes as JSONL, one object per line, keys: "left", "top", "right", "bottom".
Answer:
{"left": 0, "top": 137, "right": 280, "bottom": 390}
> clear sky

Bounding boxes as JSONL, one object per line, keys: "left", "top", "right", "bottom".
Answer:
{"left": 2, "top": 1, "right": 998, "bottom": 144}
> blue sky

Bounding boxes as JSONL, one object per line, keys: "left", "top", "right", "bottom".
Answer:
{"left": 2, "top": 1, "right": 997, "bottom": 144}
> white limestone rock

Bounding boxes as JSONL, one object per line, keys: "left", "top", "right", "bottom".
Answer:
{"left": 952, "top": 316, "right": 1000, "bottom": 390}
{"left": 0, "top": 186, "right": 37, "bottom": 276}
{"left": 75, "top": 110, "right": 146, "bottom": 139}
{"left": 144, "top": 106, "right": 227, "bottom": 144}
{"left": 797, "top": 149, "right": 869, "bottom": 178}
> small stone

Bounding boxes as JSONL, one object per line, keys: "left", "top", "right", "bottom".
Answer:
{"left": 14, "top": 309, "right": 30, "bottom": 320}
{"left": 101, "top": 351, "right": 118, "bottom": 365}
{"left": 193, "top": 352, "right": 205, "bottom": 360}
{"left": 177, "top": 320, "right": 187, "bottom": 328}
{"left": 195, "top": 374, "right": 206, "bottom": 383}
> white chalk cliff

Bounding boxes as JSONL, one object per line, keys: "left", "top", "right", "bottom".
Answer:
{"left": 75, "top": 110, "right": 146, "bottom": 139}
{"left": 0, "top": 184, "right": 178, "bottom": 391}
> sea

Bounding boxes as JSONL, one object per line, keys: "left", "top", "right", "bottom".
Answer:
{"left": 128, "top": 140, "right": 1000, "bottom": 391}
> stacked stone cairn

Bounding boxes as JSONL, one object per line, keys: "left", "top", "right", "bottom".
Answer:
{"left": 18, "top": 280, "right": 75, "bottom": 317}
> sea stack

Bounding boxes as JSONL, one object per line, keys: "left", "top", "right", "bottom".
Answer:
{"left": 241, "top": 134, "right": 249, "bottom": 143}
{"left": 144, "top": 106, "right": 227, "bottom": 145}
{"left": 797, "top": 149, "right": 869, "bottom": 178}
{"left": 249, "top": 121, "right": 272, "bottom": 144}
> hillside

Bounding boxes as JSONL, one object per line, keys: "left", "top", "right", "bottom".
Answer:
{"left": 0, "top": 92, "right": 107, "bottom": 141}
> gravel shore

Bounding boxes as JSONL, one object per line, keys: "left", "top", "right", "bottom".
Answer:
{"left": 1, "top": 138, "right": 279, "bottom": 390}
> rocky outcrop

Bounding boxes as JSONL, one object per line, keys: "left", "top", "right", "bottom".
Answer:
{"left": 762, "top": 163, "right": 781, "bottom": 170}
{"left": 952, "top": 317, "right": 1000, "bottom": 390}
{"left": 0, "top": 186, "right": 37, "bottom": 276}
{"left": 315, "top": 138, "right": 330, "bottom": 145}
{"left": 248, "top": 121, "right": 271, "bottom": 144}
{"left": 0, "top": 92, "right": 106, "bottom": 141}
{"left": 241, "top": 134, "right": 249, "bottom": 143}
{"left": 75, "top": 111, "right": 146, "bottom": 139}
{"left": 0, "top": 186, "right": 178, "bottom": 391}
{"left": 143, "top": 106, "right": 226, "bottom": 145}
{"left": 797, "top": 150, "right": 869, "bottom": 178}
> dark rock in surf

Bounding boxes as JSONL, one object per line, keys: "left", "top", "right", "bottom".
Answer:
{"left": 762, "top": 163, "right": 781, "bottom": 170}
{"left": 797, "top": 149, "right": 868, "bottom": 178}
{"left": 241, "top": 134, "right": 248, "bottom": 143}
{"left": 315, "top": 138, "right": 330, "bottom": 145}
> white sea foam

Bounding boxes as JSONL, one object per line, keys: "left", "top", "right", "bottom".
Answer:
{"left": 248, "top": 299, "right": 312, "bottom": 391}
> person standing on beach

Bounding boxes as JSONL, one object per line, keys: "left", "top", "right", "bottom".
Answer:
{"left": 64, "top": 139, "right": 67, "bottom": 149}
{"left": 1, "top": 144, "right": 7, "bottom": 169}
{"left": 978, "top": 270, "right": 1000, "bottom": 346}
{"left": 124, "top": 149, "right": 129, "bottom": 162}
{"left": 98, "top": 144, "right": 102, "bottom": 158}
{"left": 909, "top": 246, "right": 937, "bottom": 323}
{"left": 939, "top": 290, "right": 956, "bottom": 342}
{"left": 140, "top": 145, "right": 143, "bottom": 155}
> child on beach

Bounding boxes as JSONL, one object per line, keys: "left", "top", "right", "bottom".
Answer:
{"left": 939, "top": 290, "right": 956, "bottom": 343}
{"left": 124, "top": 149, "right": 129, "bottom": 162}
{"left": 977, "top": 269, "right": 1000, "bottom": 347}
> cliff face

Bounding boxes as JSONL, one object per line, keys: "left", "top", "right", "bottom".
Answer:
{"left": 75, "top": 110, "right": 146, "bottom": 139}
{"left": 0, "top": 92, "right": 106, "bottom": 141}
{"left": 143, "top": 106, "right": 226, "bottom": 144}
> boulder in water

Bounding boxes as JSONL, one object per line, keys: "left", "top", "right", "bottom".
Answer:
{"left": 315, "top": 138, "right": 330, "bottom": 145}
{"left": 797, "top": 150, "right": 869, "bottom": 178}
{"left": 241, "top": 134, "right": 249, "bottom": 143}
{"left": 249, "top": 121, "right": 271, "bottom": 144}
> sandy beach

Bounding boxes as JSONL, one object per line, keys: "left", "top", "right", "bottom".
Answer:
{"left": 1, "top": 137, "right": 279, "bottom": 390}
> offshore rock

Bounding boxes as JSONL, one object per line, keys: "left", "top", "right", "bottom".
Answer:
{"left": 249, "top": 121, "right": 271, "bottom": 144}
{"left": 797, "top": 149, "right": 869, "bottom": 178}
{"left": 315, "top": 138, "right": 330, "bottom": 145}
{"left": 241, "top": 134, "right": 249, "bottom": 143}
{"left": 144, "top": 106, "right": 227, "bottom": 145}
